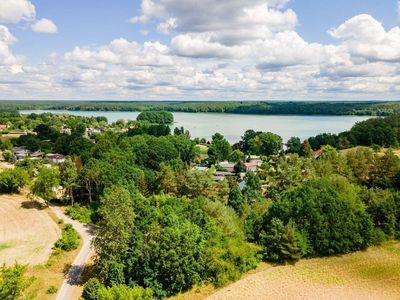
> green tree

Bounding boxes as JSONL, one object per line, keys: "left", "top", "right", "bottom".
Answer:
{"left": 60, "top": 158, "right": 79, "bottom": 205}
{"left": 208, "top": 133, "right": 232, "bottom": 164}
{"left": 93, "top": 186, "right": 135, "bottom": 286}
{"left": 229, "top": 149, "right": 244, "bottom": 163}
{"left": 299, "top": 139, "right": 312, "bottom": 157}
{"left": 249, "top": 132, "right": 282, "bottom": 156}
{"left": 286, "top": 137, "right": 301, "bottom": 154}
{"left": 31, "top": 166, "right": 60, "bottom": 201}
{"left": 0, "top": 168, "right": 28, "bottom": 194}
{"left": 227, "top": 177, "right": 244, "bottom": 214}
{"left": 0, "top": 264, "right": 33, "bottom": 300}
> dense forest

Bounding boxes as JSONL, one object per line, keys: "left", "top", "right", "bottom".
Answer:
{"left": 2, "top": 100, "right": 400, "bottom": 116}
{"left": 1, "top": 110, "right": 400, "bottom": 299}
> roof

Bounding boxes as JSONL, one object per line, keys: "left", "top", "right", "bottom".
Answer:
{"left": 45, "top": 153, "right": 65, "bottom": 159}
{"left": 244, "top": 162, "right": 258, "bottom": 167}
{"left": 313, "top": 150, "right": 323, "bottom": 157}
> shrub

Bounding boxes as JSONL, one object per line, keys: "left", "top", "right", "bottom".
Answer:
{"left": 66, "top": 203, "right": 95, "bottom": 224}
{"left": 0, "top": 264, "right": 33, "bottom": 300}
{"left": 47, "top": 285, "right": 58, "bottom": 294}
{"left": 0, "top": 168, "right": 28, "bottom": 194}
{"left": 54, "top": 224, "right": 80, "bottom": 251}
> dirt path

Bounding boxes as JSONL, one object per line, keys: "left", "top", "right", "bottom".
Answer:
{"left": 49, "top": 205, "right": 95, "bottom": 300}
{"left": 0, "top": 195, "right": 60, "bottom": 266}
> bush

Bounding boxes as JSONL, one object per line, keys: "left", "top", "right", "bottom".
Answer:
{"left": 54, "top": 224, "right": 80, "bottom": 251}
{"left": 0, "top": 168, "right": 28, "bottom": 194}
{"left": 47, "top": 285, "right": 58, "bottom": 294}
{"left": 66, "top": 203, "right": 96, "bottom": 224}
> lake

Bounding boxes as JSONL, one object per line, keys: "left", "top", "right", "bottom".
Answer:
{"left": 20, "top": 110, "right": 371, "bottom": 143}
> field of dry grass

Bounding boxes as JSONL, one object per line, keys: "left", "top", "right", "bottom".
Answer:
{"left": 0, "top": 195, "right": 60, "bottom": 266}
{"left": 173, "top": 241, "right": 400, "bottom": 300}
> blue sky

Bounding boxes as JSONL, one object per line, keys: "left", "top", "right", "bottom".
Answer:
{"left": 0, "top": 0, "right": 400, "bottom": 100}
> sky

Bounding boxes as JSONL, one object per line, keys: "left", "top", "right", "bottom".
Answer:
{"left": 0, "top": 0, "right": 400, "bottom": 101}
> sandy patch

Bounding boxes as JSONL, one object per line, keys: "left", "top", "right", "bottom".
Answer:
{"left": 0, "top": 195, "right": 60, "bottom": 266}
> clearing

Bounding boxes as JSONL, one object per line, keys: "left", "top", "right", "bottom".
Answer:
{"left": 0, "top": 195, "right": 60, "bottom": 266}
{"left": 173, "top": 241, "right": 400, "bottom": 300}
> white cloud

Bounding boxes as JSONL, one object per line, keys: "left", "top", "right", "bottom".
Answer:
{"left": 329, "top": 14, "right": 400, "bottom": 62}
{"left": 0, "top": 0, "right": 58, "bottom": 34}
{"left": 31, "top": 18, "right": 58, "bottom": 33}
{"left": 0, "top": 0, "right": 35, "bottom": 23}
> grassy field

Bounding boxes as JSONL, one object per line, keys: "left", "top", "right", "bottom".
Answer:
{"left": 172, "top": 241, "right": 400, "bottom": 300}
{"left": 0, "top": 195, "right": 60, "bottom": 266}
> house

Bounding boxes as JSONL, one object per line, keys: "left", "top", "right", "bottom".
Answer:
{"left": 0, "top": 124, "right": 9, "bottom": 130}
{"left": 218, "top": 161, "right": 235, "bottom": 173}
{"left": 243, "top": 162, "right": 258, "bottom": 172}
{"left": 312, "top": 150, "right": 322, "bottom": 159}
{"left": 45, "top": 153, "right": 65, "bottom": 164}
{"left": 212, "top": 171, "right": 236, "bottom": 181}
{"left": 12, "top": 147, "right": 31, "bottom": 161}
{"left": 60, "top": 127, "right": 71, "bottom": 135}
{"left": 86, "top": 127, "right": 104, "bottom": 136}
{"left": 30, "top": 151, "right": 44, "bottom": 160}
{"left": 193, "top": 166, "right": 209, "bottom": 172}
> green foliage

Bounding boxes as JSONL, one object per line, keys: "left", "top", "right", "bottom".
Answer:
{"left": 248, "top": 132, "right": 282, "bottom": 156}
{"left": 263, "top": 176, "right": 374, "bottom": 258}
{"left": 286, "top": 137, "right": 301, "bottom": 154}
{"left": 208, "top": 133, "right": 232, "bottom": 164}
{"left": 65, "top": 203, "right": 96, "bottom": 224}
{"left": 31, "top": 166, "right": 60, "bottom": 201}
{"left": 82, "top": 278, "right": 103, "bottom": 300}
{"left": 54, "top": 224, "right": 80, "bottom": 251}
{"left": 0, "top": 168, "right": 28, "bottom": 194}
{"left": 137, "top": 111, "right": 174, "bottom": 124}
{"left": 0, "top": 264, "right": 33, "bottom": 300}
{"left": 261, "top": 218, "right": 308, "bottom": 262}
{"left": 2, "top": 150, "right": 13, "bottom": 162}
{"left": 46, "top": 285, "right": 58, "bottom": 294}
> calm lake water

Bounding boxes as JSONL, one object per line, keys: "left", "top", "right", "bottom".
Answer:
{"left": 20, "top": 110, "right": 371, "bottom": 143}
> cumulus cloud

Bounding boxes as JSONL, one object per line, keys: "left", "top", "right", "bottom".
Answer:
{"left": 2, "top": 2, "right": 400, "bottom": 101}
{"left": 329, "top": 14, "right": 400, "bottom": 62}
{"left": 0, "top": 0, "right": 58, "bottom": 34}
{"left": 0, "top": 0, "right": 35, "bottom": 23}
{"left": 31, "top": 18, "right": 58, "bottom": 33}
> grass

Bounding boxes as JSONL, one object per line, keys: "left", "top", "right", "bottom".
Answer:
{"left": 0, "top": 242, "right": 13, "bottom": 251}
{"left": 24, "top": 207, "right": 83, "bottom": 300}
{"left": 170, "top": 241, "right": 400, "bottom": 300}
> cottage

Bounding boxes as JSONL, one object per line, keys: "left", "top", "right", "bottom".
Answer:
{"left": 243, "top": 162, "right": 258, "bottom": 172}
{"left": 12, "top": 147, "right": 31, "bottom": 161}
{"left": 218, "top": 161, "right": 235, "bottom": 173}
{"left": 0, "top": 124, "right": 9, "bottom": 130}
{"left": 30, "top": 151, "right": 44, "bottom": 160}
{"left": 86, "top": 127, "right": 104, "bottom": 136}
{"left": 45, "top": 153, "right": 65, "bottom": 164}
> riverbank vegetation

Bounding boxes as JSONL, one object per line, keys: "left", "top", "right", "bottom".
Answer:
{"left": 1, "top": 109, "right": 400, "bottom": 299}
{"left": 2, "top": 100, "right": 400, "bottom": 116}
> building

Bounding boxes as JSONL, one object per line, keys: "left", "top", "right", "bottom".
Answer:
{"left": 45, "top": 153, "right": 65, "bottom": 164}
{"left": 243, "top": 162, "right": 258, "bottom": 172}
{"left": 312, "top": 150, "right": 323, "bottom": 159}
{"left": 12, "top": 147, "right": 31, "bottom": 161}
{"left": 213, "top": 171, "right": 236, "bottom": 181}
{"left": 86, "top": 127, "right": 104, "bottom": 136}
{"left": 218, "top": 161, "right": 235, "bottom": 173}
{"left": 30, "top": 151, "right": 44, "bottom": 160}
{"left": 0, "top": 124, "right": 9, "bottom": 130}
{"left": 193, "top": 166, "right": 209, "bottom": 172}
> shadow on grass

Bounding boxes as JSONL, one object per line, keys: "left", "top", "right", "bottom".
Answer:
{"left": 21, "top": 201, "right": 47, "bottom": 210}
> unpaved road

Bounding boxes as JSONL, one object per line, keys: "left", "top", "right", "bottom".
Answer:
{"left": 0, "top": 195, "right": 60, "bottom": 266}
{"left": 49, "top": 205, "right": 94, "bottom": 300}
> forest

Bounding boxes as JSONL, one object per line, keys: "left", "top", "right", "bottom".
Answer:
{"left": 2, "top": 100, "right": 400, "bottom": 116}
{"left": 1, "top": 110, "right": 400, "bottom": 299}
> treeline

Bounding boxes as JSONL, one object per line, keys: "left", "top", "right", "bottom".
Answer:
{"left": 307, "top": 116, "right": 400, "bottom": 150}
{"left": 2, "top": 100, "right": 400, "bottom": 116}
